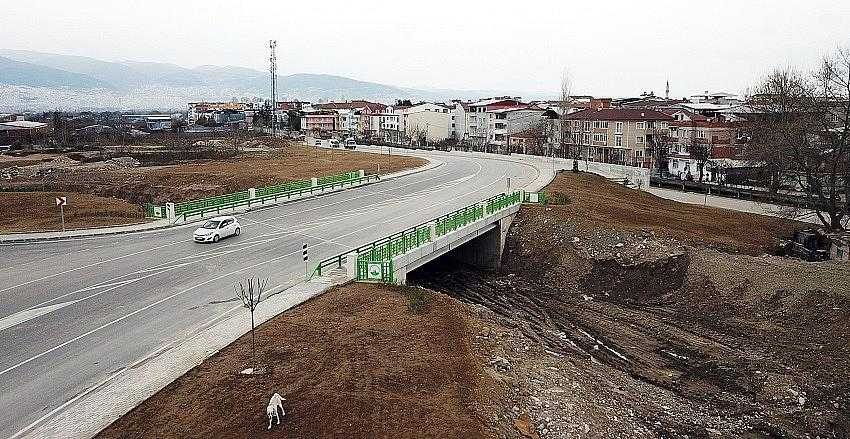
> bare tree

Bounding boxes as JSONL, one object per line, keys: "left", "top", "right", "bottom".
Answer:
{"left": 647, "top": 126, "right": 673, "bottom": 175}
{"left": 234, "top": 277, "right": 268, "bottom": 365}
{"left": 747, "top": 47, "right": 850, "bottom": 230}
{"left": 686, "top": 137, "right": 712, "bottom": 182}
{"left": 558, "top": 70, "right": 573, "bottom": 159}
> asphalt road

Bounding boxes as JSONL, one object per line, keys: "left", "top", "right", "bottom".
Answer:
{"left": 0, "top": 150, "right": 541, "bottom": 438}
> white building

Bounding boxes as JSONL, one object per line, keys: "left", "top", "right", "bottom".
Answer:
{"left": 394, "top": 103, "right": 452, "bottom": 143}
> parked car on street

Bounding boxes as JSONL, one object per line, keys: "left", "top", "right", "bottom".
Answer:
{"left": 193, "top": 215, "right": 241, "bottom": 243}
{"left": 329, "top": 139, "right": 340, "bottom": 148}
{"left": 313, "top": 139, "right": 322, "bottom": 146}
{"left": 344, "top": 138, "right": 356, "bottom": 149}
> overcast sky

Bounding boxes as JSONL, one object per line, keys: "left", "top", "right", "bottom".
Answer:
{"left": 2, "top": 0, "right": 849, "bottom": 98}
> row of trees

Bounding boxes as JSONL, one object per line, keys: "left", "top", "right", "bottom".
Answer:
{"left": 745, "top": 48, "right": 849, "bottom": 230}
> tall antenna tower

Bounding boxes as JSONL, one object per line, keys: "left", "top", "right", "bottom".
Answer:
{"left": 269, "top": 40, "right": 277, "bottom": 138}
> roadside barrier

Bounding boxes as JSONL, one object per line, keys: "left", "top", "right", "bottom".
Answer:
{"left": 143, "top": 170, "right": 369, "bottom": 221}
{"left": 178, "top": 174, "right": 378, "bottom": 222}
{"left": 310, "top": 191, "right": 525, "bottom": 283}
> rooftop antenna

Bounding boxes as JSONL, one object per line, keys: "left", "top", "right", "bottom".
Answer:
{"left": 269, "top": 40, "right": 277, "bottom": 138}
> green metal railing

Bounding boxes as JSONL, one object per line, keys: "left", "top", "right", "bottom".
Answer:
{"left": 522, "top": 191, "right": 548, "bottom": 204}
{"left": 317, "top": 171, "right": 360, "bottom": 187}
{"left": 174, "top": 191, "right": 251, "bottom": 215}
{"left": 179, "top": 174, "right": 379, "bottom": 221}
{"left": 143, "top": 170, "right": 369, "bottom": 220}
{"left": 255, "top": 180, "right": 312, "bottom": 198}
{"left": 311, "top": 191, "right": 525, "bottom": 283}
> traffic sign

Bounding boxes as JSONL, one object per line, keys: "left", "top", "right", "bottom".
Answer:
{"left": 302, "top": 243, "right": 308, "bottom": 261}
{"left": 367, "top": 263, "right": 382, "bottom": 280}
{"left": 55, "top": 196, "right": 67, "bottom": 206}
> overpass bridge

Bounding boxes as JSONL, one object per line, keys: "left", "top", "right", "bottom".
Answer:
{"left": 312, "top": 191, "right": 543, "bottom": 285}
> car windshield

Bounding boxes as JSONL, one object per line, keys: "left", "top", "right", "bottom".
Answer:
{"left": 202, "top": 220, "right": 221, "bottom": 229}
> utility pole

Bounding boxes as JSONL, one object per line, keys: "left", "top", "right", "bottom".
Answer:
{"left": 269, "top": 40, "right": 278, "bottom": 139}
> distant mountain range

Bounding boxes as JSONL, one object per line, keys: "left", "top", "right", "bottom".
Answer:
{"left": 0, "top": 49, "right": 532, "bottom": 112}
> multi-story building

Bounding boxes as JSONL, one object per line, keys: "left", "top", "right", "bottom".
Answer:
{"left": 363, "top": 112, "right": 401, "bottom": 142}
{"left": 313, "top": 100, "right": 388, "bottom": 136}
{"left": 665, "top": 109, "right": 745, "bottom": 180}
{"left": 394, "top": 103, "right": 452, "bottom": 143}
{"left": 565, "top": 108, "right": 674, "bottom": 167}
{"left": 465, "top": 97, "right": 525, "bottom": 147}
{"left": 300, "top": 110, "right": 337, "bottom": 132}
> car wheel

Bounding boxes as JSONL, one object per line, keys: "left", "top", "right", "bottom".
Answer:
{"left": 213, "top": 234, "right": 220, "bottom": 243}
{"left": 234, "top": 227, "right": 241, "bottom": 236}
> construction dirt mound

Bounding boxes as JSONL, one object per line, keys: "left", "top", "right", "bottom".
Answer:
{"left": 412, "top": 171, "right": 850, "bottom": 438}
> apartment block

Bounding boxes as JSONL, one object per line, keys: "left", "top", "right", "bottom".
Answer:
{"left": 565, "top": 108, "right": 674, "bottom": 167}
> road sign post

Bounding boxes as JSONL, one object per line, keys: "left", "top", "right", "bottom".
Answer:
{"left": 55, "top": 196, "right": 67, "bottom": 232}
{"left": 302, "top": 243, "right": 309, "bottom": 279}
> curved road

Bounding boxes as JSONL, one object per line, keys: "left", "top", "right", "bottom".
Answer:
{"left": 0, "top": 150, "right": 542, "bottom": 438}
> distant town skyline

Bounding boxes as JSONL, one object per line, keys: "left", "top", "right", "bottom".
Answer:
{"left": 2, "top": 0, "right": 849, "bottom": 98}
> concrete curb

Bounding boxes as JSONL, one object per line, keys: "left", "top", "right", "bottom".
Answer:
{"left": 0, "top": 157, "right": 442, "bottom": 245}
{"left": 17, "top": 276, "right": 346, "bottom": 439}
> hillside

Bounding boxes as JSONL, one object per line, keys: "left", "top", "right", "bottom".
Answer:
{"left": 0, "top": 49, "right": 517, "bottom": 111}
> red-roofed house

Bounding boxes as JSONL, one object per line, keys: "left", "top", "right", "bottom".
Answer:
{"left": 665, "top": 110, "right": 746, "bottom": 180}
{"left": 565, "top": 108, "right": 674, "bottom": 167}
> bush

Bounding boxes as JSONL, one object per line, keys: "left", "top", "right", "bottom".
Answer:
{"left": 547, "top": 191, "right": 571, "bottom": 205}
{"left": 402, "top": 286, "right": 434, "bottom": 314}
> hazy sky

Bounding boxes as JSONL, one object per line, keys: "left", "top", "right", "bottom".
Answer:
{"left": 2, "top": 0, "right": 849, "bottom": 98}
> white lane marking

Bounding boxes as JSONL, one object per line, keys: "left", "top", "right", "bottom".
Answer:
{"left": 6, "top": 295, "right": 250, "bottom": 439}
{"left": 253, "top": 161, "right": 481, "bottom": 223}
{"left": 0, "top": 159, "right": 514, "bottom": 379}
{"left": 0, "top": 300, "right": 80, "bottom": 332}
{"left": 0, "top": 247, "right": 303, "bottom": 378}
{"left": 0, "top": 163, "right": 461, "bottom": 294}
{"left": 0, "top": 239, "right": 185, "bottom": 295}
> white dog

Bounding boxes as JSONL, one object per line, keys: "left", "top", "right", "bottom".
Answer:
{"left": 266, "top": 393, "right": 286, "bottom": 430}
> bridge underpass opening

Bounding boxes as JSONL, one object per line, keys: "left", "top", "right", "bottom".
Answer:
{"left": 401, "top": 218, "right": 510, "bottom": 284}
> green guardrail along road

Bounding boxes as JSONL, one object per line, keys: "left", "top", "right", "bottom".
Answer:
{"left": 143, "top": 170, "right": 369, "bottom": 219}
{"left": 255, "top": 180, "right": 311, "bottom": 198}
{"left": 311, "top": 190, "right": 526, "bottom": 284}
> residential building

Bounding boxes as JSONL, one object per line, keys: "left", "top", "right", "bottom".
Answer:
{"left": 490, "top": 106, "right": 547, "bottom": 146}
{"left": 395, "top": 103, "right": 452, "bottom": 143}
{"left": 665, "top": 109, "right": 745, "bottom": 180}
{"left": 300, "top": 110, "right": 337, "bottom": 132}
{"left": 565, "top": 108, "right": 674, "bottom": 167}
{"left": 0, "top": 120, "right": 49, "bottom": 145}
{"left": 465, "top": 97, "right": 525, "bottom": 147}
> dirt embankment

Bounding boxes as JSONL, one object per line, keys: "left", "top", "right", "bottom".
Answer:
{"left": 1, "top": 142, "right": 425, "bottom": 232}
{"left": 0, "top": 192, "right": 146, "bottom": 233}
{"left": 96, "top": 284, "right": 509, "bottom": 439}
{"left": 2, "top": 144, "right": 425, "bottom": 205}
{"left": 412, "top": 171, "right": 850, "bottom": 438}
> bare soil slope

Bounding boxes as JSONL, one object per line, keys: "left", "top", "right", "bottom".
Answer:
{"left": 413, "top": 171, "right": 850, "bottom": 438}
{"left": 0, "top": 191, "right": 146, "bottom": 233}
{"left": 2, "top": 144, "right": 425, "bottom": 232}
{"left": 96, "top": 284, "right": 505, "bottom": 439}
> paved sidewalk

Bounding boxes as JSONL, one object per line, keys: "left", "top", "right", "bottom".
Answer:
{"left": 0, "top": 220, "right": 173, "bottom": 244}
{"left": 19, "top": 274, "right": 347, "bottom": 439}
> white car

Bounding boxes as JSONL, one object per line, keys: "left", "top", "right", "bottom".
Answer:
{"left": 193, "top": 216, "right": 241, "bottom": 243}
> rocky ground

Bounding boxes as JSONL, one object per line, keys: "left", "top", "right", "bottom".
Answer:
{"left": 93, "top": 170, "right": 849, "bottom": 438}
{"left": 413, "top": 171, "right": 850, "bottom": 438}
